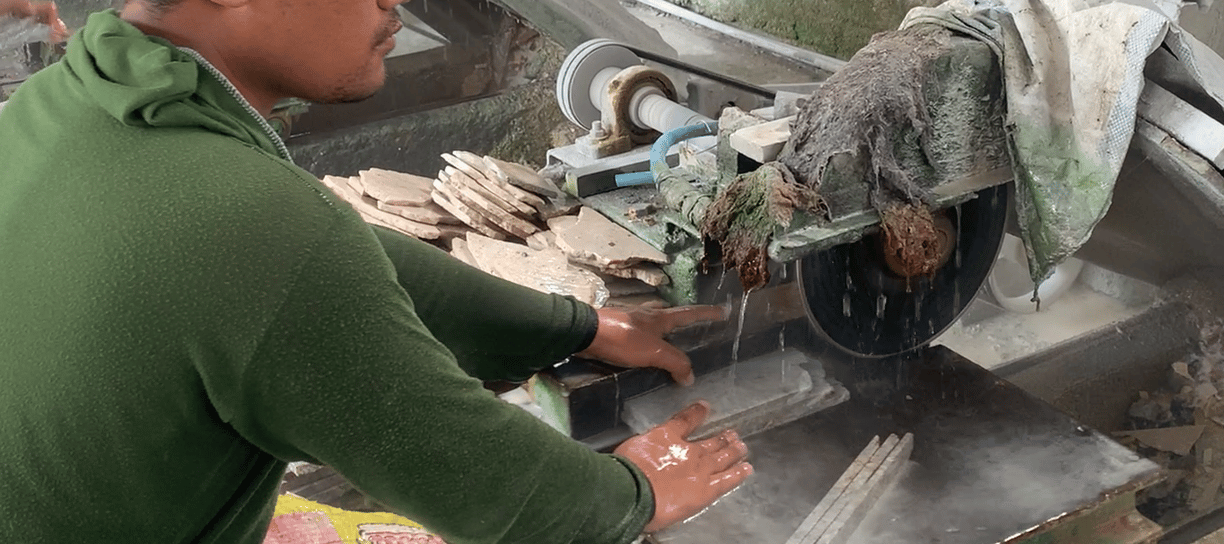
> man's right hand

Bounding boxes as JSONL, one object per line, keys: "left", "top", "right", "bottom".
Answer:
{"left": 1, "top": 0, "right": 68, "bottom": 43}
{"left": 614, "top": 401, "right": 753, "bottom": 533}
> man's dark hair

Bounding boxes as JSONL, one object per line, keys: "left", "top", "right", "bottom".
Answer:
{"left": 139, "top": 0, "right": 184, "bottom": 15}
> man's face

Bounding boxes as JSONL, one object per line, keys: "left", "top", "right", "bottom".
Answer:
{"left": 233, "top": 0, "right": 404, "bottom": 104}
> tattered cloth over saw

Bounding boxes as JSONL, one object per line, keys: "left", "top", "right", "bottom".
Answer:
{"left": 701, "top": 162, "right": 823, "bottom": 291}
{"left": 901, "top": 0, "right": 1224, "bottom": 287}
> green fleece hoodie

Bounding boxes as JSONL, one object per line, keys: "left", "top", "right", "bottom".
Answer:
{"left": 0, "top": 11, "right": 652, "bottom": 544}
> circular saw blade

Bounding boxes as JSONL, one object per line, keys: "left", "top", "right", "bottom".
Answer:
{"left": 798, "top": 185, "right": 1010, "bottom": 358}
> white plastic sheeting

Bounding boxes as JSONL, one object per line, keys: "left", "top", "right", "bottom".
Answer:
{"left": 902, "top": 0, "right": 1224, "bottom": 289}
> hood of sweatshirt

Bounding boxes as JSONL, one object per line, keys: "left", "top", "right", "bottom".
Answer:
{"left": 62, "top": 10, "right": 287, "bottom": 159}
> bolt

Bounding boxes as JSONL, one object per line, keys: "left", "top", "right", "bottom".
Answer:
{"left": 590, "top": 120, "right": 607, "bottom": 140}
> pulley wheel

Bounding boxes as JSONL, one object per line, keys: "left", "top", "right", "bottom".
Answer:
{"left": 555, "top": 39, "right": 641, "bottom": 130}
{"left": 798, "top": 185, "right": 1010, "bottom": 358}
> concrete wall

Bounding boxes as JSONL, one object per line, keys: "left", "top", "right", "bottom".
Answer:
{"left": 669, "top": 0, "right": 939, "bottom": 60}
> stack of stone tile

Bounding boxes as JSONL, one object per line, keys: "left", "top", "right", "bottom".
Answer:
{"left": 320, "top": 153, "right": 673, "bottom": 308}
{"left": 319, "top": 168, "right": 470, "bottom": 243}
{"left": 451, "top": 205, "right": 672, "bottom": 308}
{"left": 431, "top": 150, "right": 575, "bottom": 242}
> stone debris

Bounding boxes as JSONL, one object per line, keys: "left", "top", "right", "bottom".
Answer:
{"left": 358, "top": 168, "right": 433, "bottom": 206}
{"left": 319, "top": 176, "right": 442, "bottom": 240}
{"left": 465, "top": 233, "right": 609, "bottom": 307}
{"left": 1121, "top": 318, "right": 1224, "bottom": 526}
{"left": 525, "top": 230, "right": 558, "bottom": 252}
{"left": 550, "top": 207, "right": 669, "bottom": 269}
{"left": 432, "top": 182, "right": 511, "bottom": 240}
{"left": 485, "top": 155, "right": 567, "bottom": 200}
{"left": 376, "top": 200, "right": 460, "bottom": 226}
{"left": 449, "top": 238, "right": 479, "bottom": 268}
{"left": 318, "top": 155, "right": 673, "bottom": 310}
{"left": 443, "top": 165, "right": 536, "bottom": 218}
{"left": 591, "top": 263, "right": 670, "bottom": 287}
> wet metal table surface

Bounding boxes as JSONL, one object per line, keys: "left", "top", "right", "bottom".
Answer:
{"left": 652, "top": 346, "right": 1161, "bottom": 544}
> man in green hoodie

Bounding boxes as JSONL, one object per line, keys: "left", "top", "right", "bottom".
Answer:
{"left": 0, "top": 1, "right": 752, "bottom": 543}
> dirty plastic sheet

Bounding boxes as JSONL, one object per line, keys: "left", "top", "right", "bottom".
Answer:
{"left": 900, "top": 0, "right": 1224, "bottom": 289}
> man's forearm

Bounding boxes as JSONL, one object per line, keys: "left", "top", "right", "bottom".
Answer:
{"left": 371, "top": 226, "right": 597, "bottom": 382}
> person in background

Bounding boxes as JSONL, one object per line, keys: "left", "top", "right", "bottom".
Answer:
{"left": 0, "top": 1, "right": 752, "bottom": 543}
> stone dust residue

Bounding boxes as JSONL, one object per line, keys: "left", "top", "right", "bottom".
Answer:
{"left": 780, "top": 25, "right": 953, "bottom": 221}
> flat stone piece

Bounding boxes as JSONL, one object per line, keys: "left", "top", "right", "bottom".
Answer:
{"left": 1116, "top": 425, "right": 1206, "bottom": 456}
{"left": 592, "top": 263, "right": 670, "bottom": 286}
{"left": 441, "top": 153, "right": 490, "bottom": 186}
{"left": 485, "top": 156, "right": 566, "bottom": 199}
{"left": 537, "top": 193, "right": 583, "bottom": 219}
{"left": 465, "top": 234, "right": 609, "bottom": 307}
{"left": 431, "top": 185, "right": 509, "bottom": 241}
{"left": 323, "top": 176, "right": 440, "bottom": 239}
{"left": 546, "top": 214, "right": 578, "bottom": 231}
{"left": 551, "top": 207, "right": 668, "bottom": 268}
{"left": 444, "top": 165, "right": 537, "bottom": 218}
{"left": 359, "top": 168, "right": 433, "bottom": 206}
{"left": 451, "top": 150, "right": 497, "bottom": 179}
{"left": 623, "top": 350, "right": 841, "bottom": 440}
{"left": 345, "top": 176, "right": 366, "bottom": 196}
{"left": 525, "top": 230, "right": 558, "bottom": 252}
{"left": 449, "top": 237, "right": 479, "bottom": 268}
{"left": 447, "top": 179, "right": 539, "bottom": 239}
{"left": 376, "top": 200, "right": 460, "bottom": 225}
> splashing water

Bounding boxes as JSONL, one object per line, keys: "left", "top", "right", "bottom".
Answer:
{"left": 731, "top": 289, "right": 754, "bottom": 363}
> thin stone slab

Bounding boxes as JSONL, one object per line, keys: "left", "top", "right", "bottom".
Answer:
{"left": 376, "top": 200, "right": 460, "bottom": 225}
{"left": 442, "top": 154, "right": 539, "bottom": 216}
{"left": 449, "top": 237, "right": 479, "bottom": 268}
{"left": 551, "top": 207, "right": 669, "bottom": 269}
{"left": 485, "top": 155, "right": 567, "bottom": 200}
{"left": 593, "top": 263, "right": 670, "bottom": 286}
{"left": 451, "top": 150, "right": 498, "bottom": 179}
{"left": 623, "top": 350, "right": 846, "bottom": 441}
{"left": 358, "top": 168, "right": 433, "bottom": 206}
{"left": 320, "top": 176, "right": 441, "bottom": 239}
{"left": 465, "top": 234, "right": 609, "bottom": 307}
{"left": 445, "top": 178, "right": 539, "bottom": 239}
{"left": 525, "top": 230, "right": 559, "bottom": 252}
{"left": 537, "top": 193, "right": 583, "bottom": 219}
{"left": 443, "top": 165, "right": 537, "bottom": 218}
{"left": 785, "top": 434, "right": 915, "bottom": 544}
{"left": 431, "top": 185, "right": 510, "bottom": 241}
{"left": 345, "top": 176, "right": 366, "bottom": 196}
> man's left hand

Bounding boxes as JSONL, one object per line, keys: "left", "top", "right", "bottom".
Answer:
{"left": 577, "top": 305, "right": 727, "bottom": 386}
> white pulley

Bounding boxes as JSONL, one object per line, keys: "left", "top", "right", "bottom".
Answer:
{"left": 555, "top": 39, "right": 640, "bottom": 130}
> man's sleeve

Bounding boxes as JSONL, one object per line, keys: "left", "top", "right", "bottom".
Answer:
{"left": 371, "top": 226, "right": 598, "bottom": 383}
{"left": 230, "top": 221, "right": 653, "bottom": 544}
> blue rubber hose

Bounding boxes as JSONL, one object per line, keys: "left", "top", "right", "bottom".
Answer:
{"left": 614, "top": 121, "right": 719, "bottom": 187}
